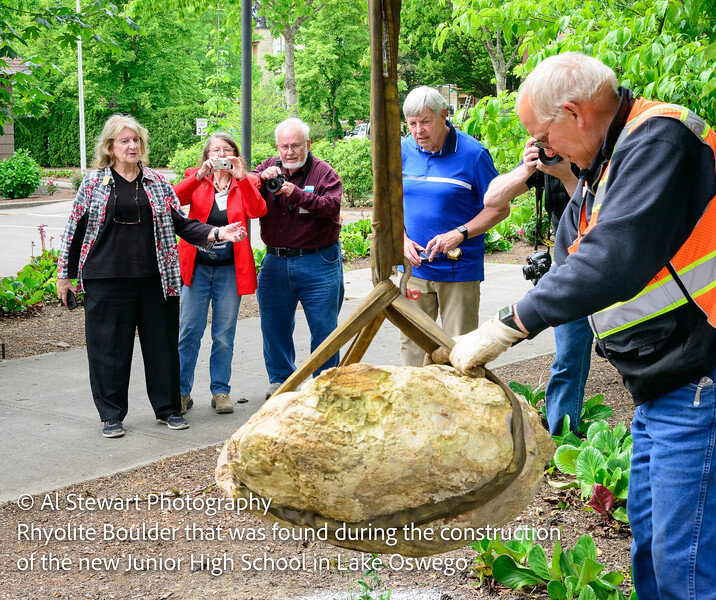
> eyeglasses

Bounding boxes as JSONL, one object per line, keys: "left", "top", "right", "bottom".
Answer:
{"left": 533, "top": 116, "right": 557, "bottom": 150}
{"left": 278, "top": 143, "right": 305, "bottom": 153}
{"left": 112, "top": 179, "right": 141, "bottom": 225}
{"left": 209, "top": 146, "right": 235, "bottom": 156}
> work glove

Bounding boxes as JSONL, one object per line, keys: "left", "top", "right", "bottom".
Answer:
{"left": 450, "top": 317, "right": 529, "bottom": 377}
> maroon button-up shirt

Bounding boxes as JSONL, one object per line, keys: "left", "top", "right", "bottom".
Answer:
{"left": 253, "top": 154, "right": 342, "bottom": 249}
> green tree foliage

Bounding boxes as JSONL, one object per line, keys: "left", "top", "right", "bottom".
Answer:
{"left": 450, "top": 0, "right": 716, "bottom": 174}
{"left": 399, "top": 0, "right": 494, "bottom": 100}
{"left": 16, "top": 0, "right": 213, "bottom": 113}
{"left": 295, "top": 0, "right": 370, "bottom": 138}
{"left": 0, "top": 0, "right": 133, "bottom": 127}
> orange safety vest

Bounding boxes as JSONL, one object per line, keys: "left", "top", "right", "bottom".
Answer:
{"left": 568, "top": 98, "right": 716, "bottom": 340}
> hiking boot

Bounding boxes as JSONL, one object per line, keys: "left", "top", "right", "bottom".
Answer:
{"left": 265, "top": 382, "right": 282, "bottom": 400}
{"left": 102, "top": 419, "right": 125, "bottom": 438}
{"left": 180, "top": 395, "right": 194, "bottom": 415}
{"left": 212, "top": 393, "right": 234, "bottom": 414}
{"left": 157, "top": 413, "right": 189, "bottom": 430}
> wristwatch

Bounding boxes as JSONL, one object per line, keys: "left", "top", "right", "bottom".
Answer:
{"left": 456, "top": 225, "right": 469, "bottom": 241}
{"left": 213, "top": 227, "right": 221, "bottom": 243}
{"left": 498, "top": 304, "right": 536, "bottom": 340}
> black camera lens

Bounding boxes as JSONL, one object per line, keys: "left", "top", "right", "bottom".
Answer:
{"left": 538, "top": 147, "right": 562, "bottom": 166}
{"left": 265, "top": 174, "right": 285, "bottom": 193}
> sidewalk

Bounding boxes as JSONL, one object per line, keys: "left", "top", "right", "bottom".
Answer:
{"left": 0, "top": 264, "right": 554, "bottom": 505}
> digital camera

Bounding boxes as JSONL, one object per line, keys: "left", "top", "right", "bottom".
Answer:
{"left": 213, "top": 157, "right": 232, "bottom": 170}
{"left": 522, "top": 250, "right": 552, "bottom": 285}
{"left": 265, "top": 159, "right": 285, "bottom": 193}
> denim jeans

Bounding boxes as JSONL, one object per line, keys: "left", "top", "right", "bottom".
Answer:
{"left": 257, "top": 242, "right": 344, "bottom": 384}
{"left": 178, "top": 258, "right": 241, "bottom": 397}
{"left": 628, "top": 370, "right": 716, "bottom": 600}
{"left": 545, "top": 316, "right": 593, "bottom": 434}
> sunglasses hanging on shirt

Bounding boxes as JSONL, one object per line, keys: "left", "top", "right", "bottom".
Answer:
{"left": 112, "top": 179, "right": 141, "bottom": 225}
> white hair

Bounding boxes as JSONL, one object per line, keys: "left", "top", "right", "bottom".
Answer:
{"left": 517, "top": 52, "right": 619, "bottom": 122}
{"left": 403, "top": 86, "right": 447, "bottom": 119}
{"left": 275, "top": 117, "right": 310, "bottom": 143}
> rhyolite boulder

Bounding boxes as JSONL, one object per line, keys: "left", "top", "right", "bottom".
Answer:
{"left": 216, "top": 363, "right": 555, "bottom": 556}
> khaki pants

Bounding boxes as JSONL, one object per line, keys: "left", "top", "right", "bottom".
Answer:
{"left": 397, "top": 275, "right": 481, "bottom": 366}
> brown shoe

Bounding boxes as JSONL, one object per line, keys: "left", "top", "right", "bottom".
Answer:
{"left": 212, "top": 393, "right": 234, "bottom": 414}
{"left": 180, "top": 395, "right": 194, "bottom": 415}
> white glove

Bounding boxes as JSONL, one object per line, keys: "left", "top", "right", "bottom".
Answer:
{"left": 450, "top": 317, "right": 529, "bottom": 376}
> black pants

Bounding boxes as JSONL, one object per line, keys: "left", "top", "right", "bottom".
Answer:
{"left": 83, "top": 277, "right": 180, "bottom": 422}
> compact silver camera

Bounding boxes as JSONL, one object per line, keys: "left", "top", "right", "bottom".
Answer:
{"left": 213, "top": 157, "right": 232, "bottom": 170}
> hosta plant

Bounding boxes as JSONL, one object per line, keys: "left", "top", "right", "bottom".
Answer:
{"left": 551, "top": 421, "right": 632, "bottom": 523}
{"left": 471, "top": 529, "right": 629, "bottom": 600}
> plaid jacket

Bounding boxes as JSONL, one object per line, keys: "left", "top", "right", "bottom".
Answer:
{"left": 58, "top": 165, "right": 186, "bottom": 297}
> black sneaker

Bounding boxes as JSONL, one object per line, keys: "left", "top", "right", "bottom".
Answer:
{"left": 102, "top": 420, "right": 125, "bottom": 438}
{"left": 157, "top": 413, "right": 189, "bottom": 430}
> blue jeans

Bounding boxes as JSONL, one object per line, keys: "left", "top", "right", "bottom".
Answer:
{"left": 628, "top": 371, "right": 716, "bottom": 600}
{"left": 257, "top": 243, "right": 344, "bottom": 384}
{"left": 545, "top": 316, "right": 593, "bottom": 434}
{"left": 178, "top": 259, "right": 241, "bottom": 397}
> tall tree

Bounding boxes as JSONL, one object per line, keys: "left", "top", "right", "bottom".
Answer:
{"left": 399, "top": 0, "right": 494, "bottom": 100}
{"left": 295, "top": 0, "right": 369, "bottom": 137}
{"left": 254, "top": 0, "right": 325, "bottom": 113}
{"left": 0, "top": 0, "right": 131, "bottom": 127}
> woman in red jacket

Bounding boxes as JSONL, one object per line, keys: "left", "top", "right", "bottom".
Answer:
{"left": 174, "top": 133, "right": 266, "bottom": 414}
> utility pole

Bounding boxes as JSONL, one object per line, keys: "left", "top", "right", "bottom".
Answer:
{"left": 76, "top": 0, "right": 86, "bottom": 172}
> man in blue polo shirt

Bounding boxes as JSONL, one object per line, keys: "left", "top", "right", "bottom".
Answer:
{"left": 400, "top": 86, "right": 506, "bottom": 366}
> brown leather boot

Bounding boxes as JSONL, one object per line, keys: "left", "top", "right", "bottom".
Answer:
{"left": 180, "top": 395, "right": 194, "bottom": 415}
{"left": 212, "top": 393, "right": 234, "bottom": 414}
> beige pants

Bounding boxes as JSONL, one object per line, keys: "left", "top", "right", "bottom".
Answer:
{"left": 398, "top": 275, "right": 481, "bottom": 367}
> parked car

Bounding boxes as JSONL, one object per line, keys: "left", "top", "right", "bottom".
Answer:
{"left": 346, "top": 122, "right": 370, "bottom": 139}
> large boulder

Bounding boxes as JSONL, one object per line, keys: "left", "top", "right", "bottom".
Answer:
{"left": 216, "top": 364, "right": 555, "bottom": 556}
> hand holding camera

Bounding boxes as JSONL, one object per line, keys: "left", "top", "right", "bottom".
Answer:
{"left": 262, "top": 159, "right": 286, "bottom": 194}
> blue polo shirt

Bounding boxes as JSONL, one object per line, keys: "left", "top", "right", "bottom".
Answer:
{"left": 401, "top": 121, "right": 497, "bottom": 282}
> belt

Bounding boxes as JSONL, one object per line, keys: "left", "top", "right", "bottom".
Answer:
{"left": 265, "top": 243, "right": 335, "bottom": 258}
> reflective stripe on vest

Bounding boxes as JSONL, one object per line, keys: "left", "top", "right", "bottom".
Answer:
{"left": 568, "top": 98, "right": 716, "bottom": 340}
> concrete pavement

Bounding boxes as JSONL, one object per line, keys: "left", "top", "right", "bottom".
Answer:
{"left": 0, "top": 263, "right": 553, "bottom": 505}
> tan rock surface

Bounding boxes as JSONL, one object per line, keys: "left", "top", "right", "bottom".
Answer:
{"left": 216, "top": 364, "right": 555, "bottom": 556}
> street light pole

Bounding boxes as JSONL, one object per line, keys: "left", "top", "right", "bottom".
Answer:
{"left": 76, "top": 0, "right": 86, "bottom": 172}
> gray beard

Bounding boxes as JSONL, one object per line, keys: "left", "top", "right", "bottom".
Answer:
{"left": 282, "top": 157, "right": 307, "bottom": 170}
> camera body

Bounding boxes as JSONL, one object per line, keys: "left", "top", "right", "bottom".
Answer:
{"left": 522, "top": 250, "right": 552, "bottom": 285}
{"left": 265, "top": 159, "right": 285, "bottom": 193}
{"left": 213, "top": 157, "right": 232, "bottom": 170}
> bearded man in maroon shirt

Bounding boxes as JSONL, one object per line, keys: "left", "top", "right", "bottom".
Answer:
{"left": 252, "top": 118, "right": 344, "bottom": 399}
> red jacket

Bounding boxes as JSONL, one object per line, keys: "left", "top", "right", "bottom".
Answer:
{"left": 175, "top": 169, "right": 267, "bottom": 295}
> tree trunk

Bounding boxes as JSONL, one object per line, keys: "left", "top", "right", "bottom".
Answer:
{"left": 283, "top": 29, "right": 298, "bottom": 114}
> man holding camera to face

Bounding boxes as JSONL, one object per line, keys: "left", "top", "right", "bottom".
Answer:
{"left": 252, "top": 118, "right": 344, "bottom": 400}
{"left": 483, "top": 138, "right": 590, "bottom": 436}
{"left": 450, "top": 52, "right": 716, "bottom": 600}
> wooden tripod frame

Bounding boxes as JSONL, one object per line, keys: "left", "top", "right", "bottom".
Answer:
{"left": 273, "top": 0, "right": 453, "bottom": 398}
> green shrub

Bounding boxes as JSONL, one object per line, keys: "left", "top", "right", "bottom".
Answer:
{"left": 167, "top": 141, "right": 205, "bottom": 180}
{"left": 71, "top": 174, "right": 83, "bottom": 191}
{"left": 340, "top": 219, "right": 372, "bottom": 260}
{"left": 313, "top": 138, "right": 373, "bottom": 206}
{"left": 250, "top": 142, "right": 277, "bottom": 169}
{"left": 0, "top": 149, "right": 43, "bottom": 199}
